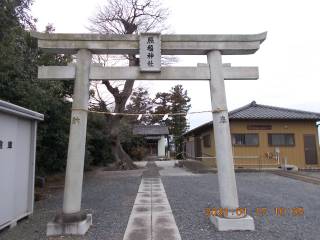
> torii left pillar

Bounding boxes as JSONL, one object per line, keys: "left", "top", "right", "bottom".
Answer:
{"left": 46, "top": 49, "right": 93, "bottom": 236}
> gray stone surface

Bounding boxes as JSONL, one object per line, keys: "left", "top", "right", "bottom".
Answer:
{"left": 30, "top": 31, "right": 267, "bottom": 55}
{"left": 208, "top": 50, "right": 242, "bottom": 219}
{"left": 46, "top": 214, "right": 92, "bottom": 236}
{"left": 62, "top": 49, "right": 92, "bottom": 215}
{"left": 210, "top": 215, "right": 254, "bottom": 231}
{"left": 30, "top": 31, "right": 267, "bottom": 42}
{"left": 38, "top": 66, "right": 75, "bottom": 80}
{"left": 38, "top": 66, "right": 259, "bottom": 81}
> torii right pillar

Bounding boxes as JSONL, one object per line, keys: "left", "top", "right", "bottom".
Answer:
{"left": 207, "top": 50, "right": 255, "bottom": 230}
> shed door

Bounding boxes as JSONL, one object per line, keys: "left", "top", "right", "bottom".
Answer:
{"left": 0, "top": 113, "right": 17, "bottom": 227}
{"left": 304, "top": 135, "right": 318, "bottom": 164}
{"left": 13, "top": 118, "right": 32, "bottom": 218}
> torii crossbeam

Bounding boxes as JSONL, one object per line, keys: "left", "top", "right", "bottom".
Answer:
{"left": 30, "top": 31, "right": 267, "bottom": 236}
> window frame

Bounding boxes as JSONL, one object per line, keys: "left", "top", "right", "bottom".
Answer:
{"left": 203, "top": 134, "right": 211, "bottom": 148}
{"left": 268, "top": 133, "right": 295, "bottom": 146}
{"left": 231, "top": 133, "right": 259, "bottom": 147}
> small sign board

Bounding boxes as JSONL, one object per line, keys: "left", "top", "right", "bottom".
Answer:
{"left": 140, "top": 33, "right": 161, "bottom": 72}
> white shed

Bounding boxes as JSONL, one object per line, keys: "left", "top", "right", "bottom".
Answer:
{"left": 0, "top": 100, "right": 44, "bottom": 230}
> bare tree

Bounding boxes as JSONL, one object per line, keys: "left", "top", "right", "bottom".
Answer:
{"left": 86, "top": 0, "right": 173, "bottom": 169}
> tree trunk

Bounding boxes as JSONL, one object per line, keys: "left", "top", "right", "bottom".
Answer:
{"left": 103, "top": 55, "right": 139, "bottom": 170}
{"left": 110, "top": 138, "right": 137, "bottom": 170}
{"left": 105, "top": 112, "right": 137, "bottom": 170}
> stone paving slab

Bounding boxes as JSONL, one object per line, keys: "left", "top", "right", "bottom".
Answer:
{"left": 131, "top": 205, "right": 151, "bottom": 214}
{"left": 123, "top": 226, "right": 152, "bottom": 240}
{"left": 152, "top": 204, "right": 172, "bottom": 214}
{"left": 138, "top": 187, "right": 152, "bottom": 193}
{"left": 152, "top": 197, "right": 170, "bottom": 205}
{"left": 134, "top": 196, "right": 151, "bottom": 205}
{"left": 151, "top": 193, "right": 167, "bottom": 198}
{"left": 123, "top": 161, "right": 181, "bottom": 240}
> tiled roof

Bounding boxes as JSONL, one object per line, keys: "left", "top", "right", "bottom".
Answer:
{"left": 133, "top": 125, "right": 169, "bottom": 135}
{"left": 182, "top": 101, "right": 320, "bottom": 136}
{"left": 229, "top": 101, "right": 320, "bottom": 120}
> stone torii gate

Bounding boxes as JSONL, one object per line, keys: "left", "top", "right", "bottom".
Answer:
{"left": 30, "top": 31, "right": 267, "bottom": 236}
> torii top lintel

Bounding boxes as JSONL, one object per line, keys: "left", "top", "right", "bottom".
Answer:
{"left": 30, "top": 31, "right": 267, "bottom": 55}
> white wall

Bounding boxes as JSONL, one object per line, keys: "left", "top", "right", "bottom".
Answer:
{"left": 0, "top": 112, "right": 37, "bottom": 229}
{"left": 158, "top": 135, "right": 166, "bottom": 157}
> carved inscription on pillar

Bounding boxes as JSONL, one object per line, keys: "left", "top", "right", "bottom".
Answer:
{"left": 219, "top": 116, "right": 227, "bottom": 124}
{"left": 140, "top": 33, "right": 161, "bottom": 72}
{"left": 72, "top": 117, "right": 80, "bottom": 124}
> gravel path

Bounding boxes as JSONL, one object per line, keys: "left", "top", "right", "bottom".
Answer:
{"left": 1, "top": 162, "right": 320, "bottom": 239}
{"left": 162, "top": 172, "right": 320, "bottom": 240}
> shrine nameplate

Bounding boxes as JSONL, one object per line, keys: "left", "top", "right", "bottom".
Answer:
{"left": 140, "top": 33, "right": 161, "bottom": 72}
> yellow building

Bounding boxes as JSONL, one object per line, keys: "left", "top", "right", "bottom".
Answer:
{"left": 183, "top": 101, "right": 320, "bottom": 169}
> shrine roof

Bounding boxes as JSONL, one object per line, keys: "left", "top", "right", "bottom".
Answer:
{"left": 133, "top": 125, "right": 169, "bottom": 135}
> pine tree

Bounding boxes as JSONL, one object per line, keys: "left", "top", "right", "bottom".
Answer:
{"left": 125, "top": 87, "right": 153, "bottom": 125}
{"left": 152, "top": 85, "right": 191, "bottom": 158}
{"left": 169, "top": 85, "right": 191, "bottom": 159}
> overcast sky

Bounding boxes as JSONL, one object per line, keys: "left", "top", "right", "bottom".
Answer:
{"left": 30, "top": 0, "right": 320, "bottom": 131}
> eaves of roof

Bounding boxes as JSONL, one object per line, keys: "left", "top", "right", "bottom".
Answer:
{"left": 182, "top": 101, "right": 320, "bottom": 136}
{"left": 229, "top": 101, "right": 320, "bottom": 120}
{"left": 133, "top": 125, "right": 169, "bottom": 135}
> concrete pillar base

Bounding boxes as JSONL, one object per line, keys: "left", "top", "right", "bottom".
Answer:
{"left": 46, "top": 213, "right": 92, "bottom": 236}
{"left": 210, "top": 215, "right": 254, "bottom": 231}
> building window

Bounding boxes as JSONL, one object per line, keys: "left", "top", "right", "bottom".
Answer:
{"left": 232, "top": 134, "right": 259, "bottom": 146}
{"left": 203, "top": 135, "right": 211, "bottom": 147}
{"left": 268, "top": 134, "right": 295, "bottom": 146}
{"left": 0, "top": 141, "right": 2, "bottom": 149}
